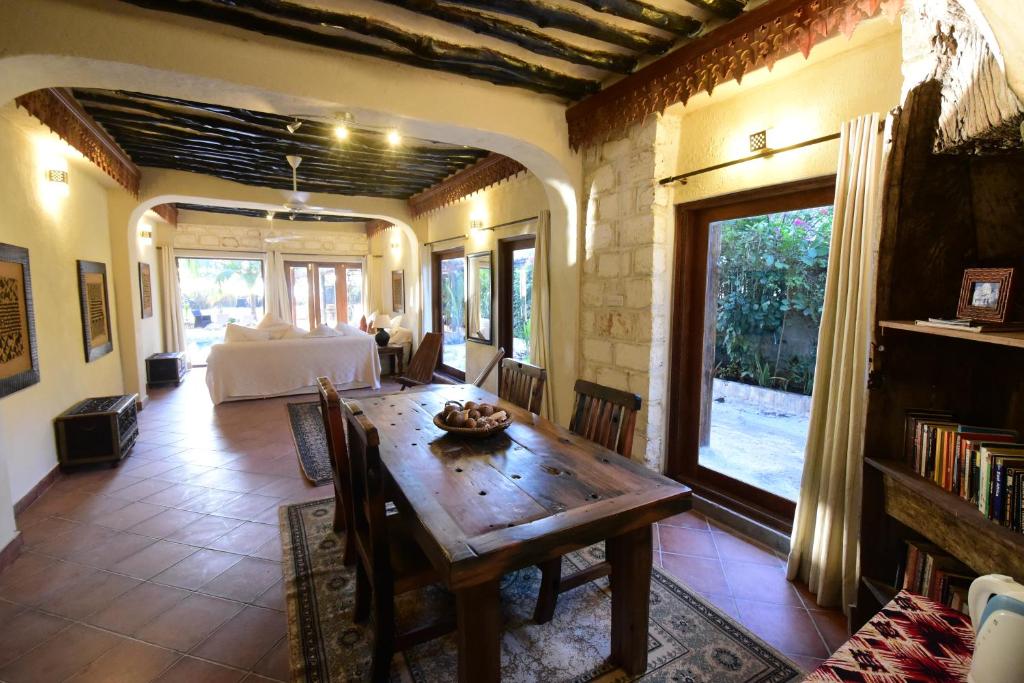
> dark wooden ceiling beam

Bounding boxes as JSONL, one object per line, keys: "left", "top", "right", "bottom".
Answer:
{"left": 440, "top": 0, "right": 674, "bottom": 53}
{"left": 566, "top": 0, "right": 702, "bottom": 36}
{"left": 376, "top": 0, "right": 637, "bottom": 73}
{"left": 175, "top": 203, "right": 368, "bottom": 222}
{"left": 117, "top": 0, "right": 597, "bottom": 98}
{"left": 682, "top": 0, "right": 745, "bottom": 19}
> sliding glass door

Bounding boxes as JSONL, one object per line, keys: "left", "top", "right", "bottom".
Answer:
{"left": 432, "top": 248, "right": 466, "bottom": 379}
{"left": 287, "top": 261, "right": 363, "bottom": 330}
{"left": 175, "top": 256, "right": 265, "bottom": 366}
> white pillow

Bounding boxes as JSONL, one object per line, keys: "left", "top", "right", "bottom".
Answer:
{"left": 256, "top": 313, "right": 298, "bottom": 340}
{"left": 335, "top": 322, "right": 370, "bottom": 337}
{"left": 224, "top": 323, "right": 272, "bottom": 343}
{"left": 389, "top": 327, "right": 412, "bottom": 345}
{"left": 388, "top": 314, "right": 403, "bottom": 331}
{"left": 280, "top": 325, "right": 307, "bottom": 339}
{"left": 306, "top": 323, "right": 342, "bottom": 338}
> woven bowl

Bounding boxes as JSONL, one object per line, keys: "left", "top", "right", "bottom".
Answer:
{"left": 433, "top": 401, "right": 512, "bottom": 438}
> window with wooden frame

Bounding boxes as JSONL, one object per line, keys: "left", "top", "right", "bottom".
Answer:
{"left": 668, "top": 177, "right": 836, "bottom": 531}
{"left": 432, "top": 247, "right": 466, "bottom": 380}
{"left": 498, "top": 235, "right": 536, "bottom": 368}
{"left": 286, "top": 261, "right": 363, "bottom": 330}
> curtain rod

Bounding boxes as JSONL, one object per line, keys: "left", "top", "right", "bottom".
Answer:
{"left": 421, "top": 215, "right": 539, "bottom": 246}
{"left": 660, "top": 121, "right": 884, "bottom": 186}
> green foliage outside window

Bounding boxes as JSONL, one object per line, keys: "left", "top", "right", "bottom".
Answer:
{"left": 713, "top": 206, "right": 833, "bottom": 396}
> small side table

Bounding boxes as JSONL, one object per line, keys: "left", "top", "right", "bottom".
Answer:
{"left": 146, "top": 351, "right": 188, "bottom": 386}
{"left": 378, "top": 345, "right": 404, "bottom": 376}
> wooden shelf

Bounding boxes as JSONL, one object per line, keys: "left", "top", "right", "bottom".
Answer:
{"left": 866, "top": 457, "right": 1024, "bottom": 579}
{"left": 878, "top": 320, "right": 1024, "bottom": 349}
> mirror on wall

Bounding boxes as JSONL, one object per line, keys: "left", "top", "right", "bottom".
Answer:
{"left": 467, "top": 251, "right": 493, "bottom": 344}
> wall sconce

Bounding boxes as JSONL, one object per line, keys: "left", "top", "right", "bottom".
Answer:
{"left": 139, "top": 230, "right": 153, "bottom": 245}
{"left": 469, "top": 219, "right": 484, "bottom": 231}
{"left": 749, "top": 128, "right": 775, "bottom": 154}
{"left": 46, "top": 169, "right": 69, "bottom": 184}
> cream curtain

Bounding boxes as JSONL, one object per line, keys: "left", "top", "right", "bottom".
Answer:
{"left": 787, "top": 113, "right": 885, "bottom": 611}
{"left": 420, "top": 242, "right": 433, "bottom": 334}
{"left": 365, "top": 254, "right": 382, "bottom": 319}
{"left": 264, "top": 250, "right": 292, "bottom": 323}
{"left": 529, "top": 210, "right": 556, "bottom": 422}
{"left": 157, "top": 246, "right": 186, "bottom": 354}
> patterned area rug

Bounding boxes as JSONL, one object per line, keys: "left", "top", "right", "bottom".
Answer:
{"left": 286, "top": 402, "right": 331, "bottom": 486}
{"left": 281, "top": 499, "right": 802, "bottom": 683}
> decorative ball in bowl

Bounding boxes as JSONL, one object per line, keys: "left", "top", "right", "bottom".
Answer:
{"left": 433, "top": 400, "right": 512, "bottom": 437}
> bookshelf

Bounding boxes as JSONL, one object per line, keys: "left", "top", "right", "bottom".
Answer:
{"left": 853, "top": 82, "right": 1024, "bottom": 629}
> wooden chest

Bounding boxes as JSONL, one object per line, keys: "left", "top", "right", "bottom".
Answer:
{"left": 146, "top": 351, "right": 188, "bottom": 386}
{"left": 54, "top": 394, "right": 139, "bottom": 469}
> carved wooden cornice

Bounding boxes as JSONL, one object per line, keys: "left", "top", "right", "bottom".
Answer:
{"left": 151, "top": 203, "right": 178, "bottom": 226}
{"left": 15, "top": 88, "right": 141, "bottom": 195}
{"left": 407, "top": 153, "right": 527, "bottom": 217}
{"left": 365, "top": 220, "right": 394, "bottom": 240}
{"left": 566, "top": 0, "right": 904, "bottom": 149}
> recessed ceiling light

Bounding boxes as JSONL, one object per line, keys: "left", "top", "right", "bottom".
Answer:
{"left": 386, "top": 129, "right": 401, "bottom": 147}
{"left": 266, "top": 211, "right": 275, "bottom": 220}
{"left": 334, "top": 124, "right": 349, "bottom": 141}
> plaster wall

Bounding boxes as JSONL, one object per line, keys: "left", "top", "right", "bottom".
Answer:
{"left": 134, "top": 212, "right": 166, "bottom": 369}
{"left": 580, "top": 20, "right": 903, "bottom": 470}
{"left": 367, "top": 226, "right": 420, "bottom": 352}
{"left": 421, "top": 174, "right": 547, "bottom": 397}
{"left": 0, "top": 107, "right": 127, "bottom": 547}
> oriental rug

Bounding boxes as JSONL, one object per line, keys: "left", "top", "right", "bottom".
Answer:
{"left": 286, "top": 402, "right": 331, "bottom": 486}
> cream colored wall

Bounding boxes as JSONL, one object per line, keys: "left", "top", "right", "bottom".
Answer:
{"left": 0, "top": 106, "right": 127, "bottom": 545}
{"left": 367, "top": 226, "right": 419, "bottom": 347}
{"left": 133, "top": 212, "right": 166, "bottom": 371}
{"left": 422, "top": 173, "right": 546, "bottom": 393}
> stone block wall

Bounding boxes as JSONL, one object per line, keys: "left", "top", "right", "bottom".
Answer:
{"left": 579, "top": 113, "right": 680, "bottom": 471}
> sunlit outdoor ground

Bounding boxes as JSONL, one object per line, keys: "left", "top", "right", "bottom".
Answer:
{"left": 701, "top": 398, "right": 810, "bottom": 501}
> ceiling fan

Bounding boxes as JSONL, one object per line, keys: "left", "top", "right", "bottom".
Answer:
{"left": 262, "top": 211, "right": 302, "bottom": 244}
{"left": 280, "top": 155, "right": 328, "bottom": 215}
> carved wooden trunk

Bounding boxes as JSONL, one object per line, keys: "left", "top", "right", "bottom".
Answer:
{"left": 146, "top": 351, "right": 188, "bottom": 387}
{"left": 54, "top": 394, "right": 139, "bottom": 469}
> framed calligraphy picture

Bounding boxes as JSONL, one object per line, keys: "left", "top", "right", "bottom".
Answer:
{"left": 77, "top": 260, "right": 113, "bottom": 362}
{"left": 391, "top": 270, "right": 405, "bottom": 314}
{"left": 0, "top": 243, "right": 40, "bottom": 398}
{"left": 139, "top": 262, "right": 153, "bottom": 319}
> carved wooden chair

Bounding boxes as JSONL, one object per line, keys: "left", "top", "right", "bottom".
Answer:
{"left": 533, "top": 379, "right": 643, "bottom": 624}
{"left": 316, "top": 376, "right": 356, "bottom": 566}
{"left": 472, "top": 347, "right": 505, "bottom": 387}
{"left": 497, "top": 358, "right": 546, "bottom": 414}
{"left": 342, "top": 401, "right": 454, "bottom": 681}
{"left": 397, "top": 332, "right": 442, "bottom": 390}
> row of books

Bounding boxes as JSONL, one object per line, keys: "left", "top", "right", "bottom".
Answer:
{"left": 899, "top": 540, "right": 974, "bottom": 613}
{"left": 904, "top": 409, "right": 1024, "bottom": 532}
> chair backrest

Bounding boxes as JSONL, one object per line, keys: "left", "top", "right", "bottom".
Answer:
{"left": 341, "top": 400, "right": 393, "bottom": 584}
{"left": 498, "top": 359, "right": 547, "bottom": 414}
{"left": 472, "top": 347, "right": 505, "bottom": 387}
{"left": 317, "top": 378, "right": 356, "bottom": 524}
{"left": 569, "top": 379, "right": 642, "bottom": 457}
{"left": 403, "top": 332, "right": 442, "bottom": 384}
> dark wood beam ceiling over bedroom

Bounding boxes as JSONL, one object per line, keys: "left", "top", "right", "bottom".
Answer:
{"left": 112, "top": 0, "right": 748, "bottom": 99}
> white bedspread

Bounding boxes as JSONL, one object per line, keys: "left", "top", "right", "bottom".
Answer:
{"left": 205, "top": 334, "right": 381, "bottom": 404}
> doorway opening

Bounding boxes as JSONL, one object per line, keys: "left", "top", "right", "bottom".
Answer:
{"left": 286, "top": 261, "right": 363, "bottom": 330}
{"left": 669, "top": 178, "right": 835, "bottom": 526}
{"left": 176, "top": 255, "right": 266, "bottom": 366}
{"left": 432, "top": 247, "right": 466, "bottom": 380}
{"left": 498, "top": 235, "right": 536, "bottom": 364}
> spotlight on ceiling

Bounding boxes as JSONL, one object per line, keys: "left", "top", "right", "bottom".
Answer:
{"left": 334, "top": 124, "right": 349, "bottom": 141}
{"left": 386, "top": 129, "right": 402, "bottom": 147}
{"left": 266, "top": 211, "right": 275, "bottom": 221}
{"left": 286, "top": 120, "right": 303, "bottom": 134}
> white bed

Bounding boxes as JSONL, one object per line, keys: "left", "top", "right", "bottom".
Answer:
{"left": 205, "top": 334, "right": 382, "bottom": 404}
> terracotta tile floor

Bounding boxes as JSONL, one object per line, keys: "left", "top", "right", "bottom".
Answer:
{"left": 0, "top": 370, "right": 846, "bottom": 680}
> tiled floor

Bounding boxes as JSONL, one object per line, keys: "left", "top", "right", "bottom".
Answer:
{"left": 0, "top": 370, "right": 845, "bottom": 681}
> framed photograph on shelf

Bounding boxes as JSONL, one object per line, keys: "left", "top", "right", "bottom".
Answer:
{"left": 139, "top": 262, "right": 153, "bottom": 319}
{"left": 957, "top": 267, "right": 1014, "bottom": 323}
{"left": 391, "top": 270, "right": 405, "bottom": 314}
{"left": 77, "top": 260, "right": 113, "bottom": 362}
{"left": 467, "top": 250, "right": 493, "bottom": 344}
{"left": 0, "top": 243, "right": 40, "bottom": 398}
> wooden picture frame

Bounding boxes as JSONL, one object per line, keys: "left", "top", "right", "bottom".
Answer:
{"left": 957, "top": 267, "right": 1014, "bottom": 322}
{"left": 77, "top": 260, "right": 113, "bottom": 362}
{"left": 467, "top": 250, "right": 493, "bottom": 344}
{"left": 0, "top": 243, "right": 40, "bottom": 398}
{"left": 139, "top": 262, "right": 153, "bottom": 319}
{"left": 391, "top": 269, "right": 405, "bottom": 314}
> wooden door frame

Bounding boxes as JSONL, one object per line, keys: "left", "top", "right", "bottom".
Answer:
{"left": 497, "top": 234, "right": 536, "bottom": 380}
{"left": 286, "top": 261, "right": 361, "bottom": 328}
{"left": 432, "top": 246, "right": 467, "bottom": 380}
{"left": 667, "top": 176, "right": 836, "bottom": 530}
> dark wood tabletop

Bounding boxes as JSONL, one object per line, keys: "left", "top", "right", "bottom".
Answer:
{"left": 351, "top": 383, "right": 692, "bottom": 681}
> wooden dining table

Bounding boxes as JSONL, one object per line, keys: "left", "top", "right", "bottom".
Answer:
{"left": 352, "top": 383, "right": 692, "bottom": 682}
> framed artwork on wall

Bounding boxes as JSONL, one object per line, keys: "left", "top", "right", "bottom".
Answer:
{"left": 467, "top": 251, "right": 493, "bottom": 344}
{"left": 0, "top": 243, "right": 40, "bottom": 398}
{"left": 139, "top": 262, "right": 153, "bottom": 319}
{"left": 391, "top": 270, "right": 405, "bottom": 314}
{"left": 957, "top": 267, "right": 1015, "bottom": 322}
{"left": 77, "top": 260, "right": 113, "bottom": 362}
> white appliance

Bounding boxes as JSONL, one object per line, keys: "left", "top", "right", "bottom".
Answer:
{"left": 968, "top": 574, "right": 1024, "bottom": 683}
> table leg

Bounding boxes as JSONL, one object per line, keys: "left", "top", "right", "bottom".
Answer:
{"left": 456, "top": 579, "right": 501, "bottom": 683}
{"left": 607, "top": 524, "right": 652, "bottom": 676}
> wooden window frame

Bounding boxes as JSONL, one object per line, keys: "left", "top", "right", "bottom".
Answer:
{"left": 286, "top": 261, "right": 362, "bottom": 329}
{"left": 667, "top": 176, "right": 836, "bottom": 531}
{"left": 432, "top": 247, "right": 467, "bottom": 381}
{"left": 497, "top": 234, "right": 536, "bottom": 380}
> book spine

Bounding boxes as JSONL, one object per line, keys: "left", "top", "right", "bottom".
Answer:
{"left": 992, "top": 463, "right": 1005, "bottom": 521}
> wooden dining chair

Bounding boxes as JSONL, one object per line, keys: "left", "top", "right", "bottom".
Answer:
{"left": 532, "top": 379, "right": 643, "bottom": 624}
{"left": 497, "top": 358, "right": 546, "bottom": 413}
{"left": 316, "top": 376, "right": 356, "bottom": 567}
{"left": 342, "top": 400, "right": 454, "bottom": 681}
{"left": 397, "top": 332, "right": 442, "bottom": 390}
{"left": 472, "top": 347, "right": 505, "bottom": 387}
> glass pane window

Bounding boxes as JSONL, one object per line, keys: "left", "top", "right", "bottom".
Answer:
{"left": 290, "top": 265, "right": 311, "bottom": 331}
{"left": 318, "top": 267, "right": 338, "bottom": 328}
{"left": 345, "top": 267, "right": 363, "bottom": 324}
{"left": 440, "top": 254, "right": 466, "bottom": 373}
{"left": 511, "top": 247, "right": 535, "bottom": 361}
{"left": 176, "top": 256, "right": 266, "bottom": 366}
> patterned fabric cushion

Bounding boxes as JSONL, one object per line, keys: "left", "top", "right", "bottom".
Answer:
{"left": 804, "top": 590, "right": 973, "bottom": 682}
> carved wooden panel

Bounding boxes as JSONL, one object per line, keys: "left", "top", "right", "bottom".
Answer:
{"left": 408, "top": 154, "right": 526, "bottom": 217}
